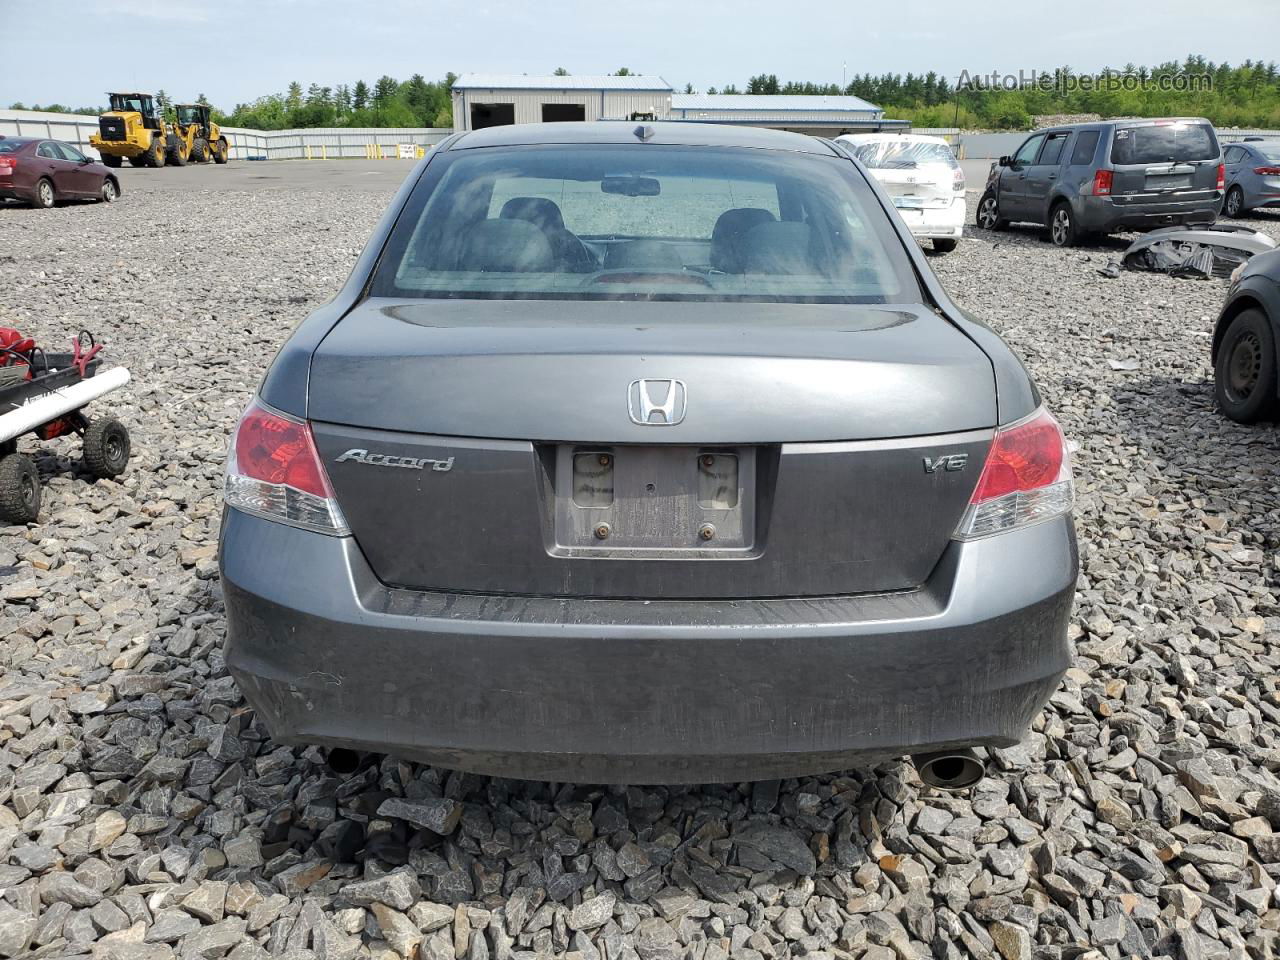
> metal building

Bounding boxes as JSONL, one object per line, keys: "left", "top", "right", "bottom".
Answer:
{"left": 669, "top": 94, "right": 906, "bottom": 138}
{"left": 450, "top": 75, "right": 903, "bottom": 138}
{"left": 451, "top": 74, "right": 674, "bottom": 131}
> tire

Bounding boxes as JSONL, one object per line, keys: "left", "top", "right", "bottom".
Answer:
{"left": 213, "top": 138, "right": 229, "bottom": 164}
{"left": 145, "top": 135, "right": 165, "bottom": 168}
{"left": 31, "top": 178, "right": 55, "bottom": 209}
{"left": 1215, "top": 308, "right": 1279, "bottom": 423}
{"left": 1224, "top": 186, "right": 1246, "bottom": 219}
{"left": 0, "top": 453, "right": 41, "bottom": 524}
{"left": 101, "top": 178, "right": 118, "bottom": 203}
{"left": 976, "top": 191, "right": 1007, "bottom": 231}
{"left": 82, "top": 418, "right": 131, "bottom": 479}
{"left": 1048, "top": 201, "right": 1077, "bottom": 247}
{"left": 166, "top": 134, "right": 188, "bottom": 166}
{"left": 128, "top": 155, "right": 147, "bottom": 168}
{"left": 190, "top": 138, "right": 209, "bottom": 163}
{"left": 933, "top": 238, "right": 958, "bottom": 253}
{"left": 101, "top": 154, "right": 122, "bottom": 168}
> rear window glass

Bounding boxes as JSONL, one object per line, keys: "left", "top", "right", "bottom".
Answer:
{"left": 1256, "top": 145, "right": 1280, "bottom": 163}
{"left": 0, "top": 142, "right": 24, "bottom": 155}
{"left": 849, "top": 140, "right": 958, "bottom": 170}
{"left": 370, "top": 145, "right": 921, "bottom": 305}
{"left": 1070, "top": 131, "right": 1100, "bottom": 165}
{"left": 1111, "top": 123, "right": 1219, "bottom": 164}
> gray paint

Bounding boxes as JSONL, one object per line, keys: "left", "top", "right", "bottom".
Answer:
{"left": 221, "top": 508, "right": 1076, "bottom": 783}
{"left": 979, "top": 118, "right": 1224, "bottom": 235}
{"left": 1222, "top": 140, "right": 1280, "bottom": 213}
{"left": 1212, "top": 251, "right": 1280, "bottom": 395}
{"left": 226, "top": 121, "right": 1076, "bottom": 780}
{"left": 311, "top": 420, "right": 992, "bottom": 599}
{"left": 308, "top": 301, "right": 996, "bottom": 442}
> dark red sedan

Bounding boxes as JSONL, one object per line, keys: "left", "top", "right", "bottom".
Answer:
{"left": 0, "top": 136, "right": 121, "bottom": 208}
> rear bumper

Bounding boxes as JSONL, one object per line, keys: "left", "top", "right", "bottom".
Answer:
{"left": 898, "top": 196, "right": 965, "bottom": 239}
{"left": 220, "top": 508, "right": 1077, "bottom": 783}
{"left": 1077, "top": 194, "right": 1220, "bottom": 232}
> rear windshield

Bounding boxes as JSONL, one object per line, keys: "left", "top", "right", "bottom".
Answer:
{"left": 369, "top": 144, "right": 920, "bottom": 304}
{"left": 849, "top": 140, "right": 958, "bottom": 170}
{"left": 1255, "top": 145, "right": 1280, "bottom": 163}
{"left": 1110, "top": 123, "right": 1219, "bottom": 164}
{"left": 0, "top": 141, "right": 25, "bottom": 154}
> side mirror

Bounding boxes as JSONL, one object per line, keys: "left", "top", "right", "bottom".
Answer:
{"left": 79, "top": 157, "right": 92, "bottom": 165}
{"left": 998, "top": 155, "right": 1012, "bottom": 167}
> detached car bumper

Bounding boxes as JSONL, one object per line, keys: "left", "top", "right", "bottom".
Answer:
{"left": 221, "top": 508, "right": 1077, "bottom": 783}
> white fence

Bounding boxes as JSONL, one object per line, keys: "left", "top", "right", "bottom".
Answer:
{"left": 0, "top": 110, "right": 451, "bottom": 161}
{"left": 4, "top": 109, "right": 1277, "bottom": 163}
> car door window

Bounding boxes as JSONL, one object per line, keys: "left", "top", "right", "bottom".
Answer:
{"left": 36, "top": 142, "right": 60, "bottom": 160}
{"left": 1012, "top": 135, "right": 1045, "bottom": 169}
{"left": 1036, "top": 133, "right": 1070, "bottom": 167}
{"left": 1224, "top": 146, "right": 1244, "bottom": 164}
{"left": 54, "top": 142, "right": 87, "bottom": 162}
{"left": 1069, "top": 131, "right": 1100, "bottom": 166}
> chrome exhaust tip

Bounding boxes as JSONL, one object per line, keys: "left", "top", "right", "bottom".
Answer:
{"left": 325, "top": 748, "right": 363, "bottom": 776}
{"left": 911, "top": 748, "right": 985, "bottom": 791}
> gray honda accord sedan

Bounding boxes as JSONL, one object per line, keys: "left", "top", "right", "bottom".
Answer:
{"left": 219, "top": 122, "right": 1078, "bottom": 785}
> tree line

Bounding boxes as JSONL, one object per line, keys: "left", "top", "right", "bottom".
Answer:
{"left": 9, "top": 56, "right": 1280, "bottom": 130}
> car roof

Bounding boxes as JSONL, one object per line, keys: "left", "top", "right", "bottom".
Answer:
{"left": 836, "top": 133, "right": 950, "bottom": 146}
{"left": 447, "top": 121, "right": 839, "bottom": 156}
{"left": 1034, "top": 117, "right": 1214, "bottom": 134}
{"left": 0, "top": 136, "right": 35, "bottom": 145}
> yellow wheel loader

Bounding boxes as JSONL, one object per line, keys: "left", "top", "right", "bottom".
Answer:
{"left": 173, "top": 104, "right": 230, "bottom": 165}
{"left": 88, "top": 93, "right": 169, "bottom": 169}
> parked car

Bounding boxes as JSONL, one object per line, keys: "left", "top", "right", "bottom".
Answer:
{"left": 1213, "top": 247, "right": 1280, "bottom": 422}
{"left": 1221, "top": 140, "right": 1280, "bottom": 217}
{"left": 977, "top": 118, "right": 1223, "bottom": 246}
{"left": 0, "top": 136, "right": 120, "bottom": 208}
{"left": 836, "top": 133, "right": 965, "bottom": 252}
{"left": 219, "top": 122, "right": 1078, "bottom": 785}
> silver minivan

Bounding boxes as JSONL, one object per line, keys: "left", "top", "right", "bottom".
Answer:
{"left": 977, "top": 118, "right": 1223, "bottom": 246}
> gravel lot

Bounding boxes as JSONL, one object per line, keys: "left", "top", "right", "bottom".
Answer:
{"left": 1, "top": 168, "right": 1279, "bottom": 960}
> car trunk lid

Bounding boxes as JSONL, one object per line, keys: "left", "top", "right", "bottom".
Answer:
{"left": 308, "top": 298, "right": 996, "bottom": 599}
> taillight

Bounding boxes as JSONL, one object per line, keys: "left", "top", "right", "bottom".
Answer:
{"left": 1216, "top": 164, "right": 1225, "bottom": 191}
{"left": 1092, "top": 170, "right": 1112, "bottom": 196}
{"left": 954, "top": 407, "right": 1074, "bottom": 540}
{"left": 0, "top": 156, "right": 16, "bottom": 177}
{"left": 1255, "top": 166, "right": 1280, "bottom": 176}
{"left": 224, "top": 399, "right": 348, "bottom": 535}
{"left": 952, "top": 167, "right": 965, "bottom": 193}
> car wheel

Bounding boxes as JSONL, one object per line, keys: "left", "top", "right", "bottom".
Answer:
{"left": 82, "top": 418, "right": 131, "bottom": 479}
{"left": 1224, "top": 186, "right": 1245, "bottom": 218}
{"left": 933, "top": 238, "right": 958, "bottom": 253}
{"left": 0, "top": 452, "right": 41, "bottom": 524}
{"left": 976, "top": 192, "right": 1007, "bottom": 231}
{"left": 1049, "top": 202, "right": 1076, "bottom": 247}
{"left": 101, "top": 178, "right": 118, "bottom": 203}
{"left": 1215, "top": 308, "right": 1279, "bottom": 423}
{"left": 31, "top": 178, "right": 55, "bottom": 209}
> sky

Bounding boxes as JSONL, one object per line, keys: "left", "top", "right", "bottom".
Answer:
{"left": 3, "top": 0, "right": 1277, "bottom": 110}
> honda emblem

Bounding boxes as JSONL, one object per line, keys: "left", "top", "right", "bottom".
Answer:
{"left": 628, "top": 379, "right": 687, "bottom": 425}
